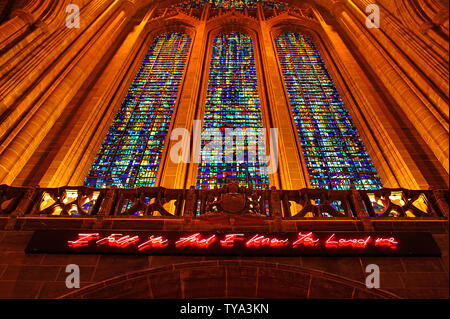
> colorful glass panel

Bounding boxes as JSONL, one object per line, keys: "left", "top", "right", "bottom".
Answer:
{"left": 196, "top": 33, "right": 269, "bottom": 190}
{"left": 84, "top": 33, "right": 191, "bottom": 188}
{"left": 176, "top": 0, "right": 286, "bottom": 10}
{"left": 275, "top": 33, "right": 382, "bottom": 190}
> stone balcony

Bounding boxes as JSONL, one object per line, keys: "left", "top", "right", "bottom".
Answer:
{"left": 1, "top": 183, "right": 448, "bottom": 233}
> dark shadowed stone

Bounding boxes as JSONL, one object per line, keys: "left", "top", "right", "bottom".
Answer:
{"left": 380, "top": 273, "right": 404, "bottom": 289}
{"left": 401, "top": 257, "right": 445, "bottom": 272}
{"left": 227, "top": 266, "right": 257, "bottom": 298}
{"left": 360, "top": 257, "right": 405, "bottom": 272}
{"left": 308, "top": 277, "right": 355, "bottom": 299}
{"left": 10, "top": 280, "right": 42, "bottom": 299}
{"left": 302, "top": 257, "right": 365, "bottom": 281}
{"left": 1, "top": 265, "right": 60, "bottom": 281}
{"left": 93, "top": 255, "right": 149, "bottom": 281}
{"left": 0, "top": 251, "right": 44, "bottom": 265}
{"left": 353, "top": 289, "right": 384, "bottom": 299}
{"left": 399, "top": 272, "right": 449, "bottom": 288}
{"left": 39, "top": 281, "right": 93, "bottom": 299}
{"left": 83, "top": 277, "right": 150, "bottom": 299}
{"left": 148, "top": 270, "right": 181, "bottom": 298}
{"left": 41, "top": 254, "right": 99, "bottom": 266}
{"left": 0, "top": 232, "right": 34, "bottom": 251}
{"left": 150, "top": 255, "right": 204, "bottom": 268}
{"left": 257, "top": 268, "right": 310, "bottom": 299}
{"left": 388, "top": 288, "right": 449, "bottom": 299}
{"left": 181, "top": 266, "right": 226, "bottom": 298}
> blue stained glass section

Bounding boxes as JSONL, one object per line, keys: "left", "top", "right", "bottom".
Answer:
{"left": 275, "top": 33, "right": 383, "bottom": 190}
{"left": 196, "top": 33, "right": 270, "bottom": 190}
{"left": 84, "top": 33, "right": 191, "bottom": 188}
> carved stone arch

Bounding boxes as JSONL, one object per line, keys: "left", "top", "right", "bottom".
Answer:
{"left": 267, "top": 15, "right": 319, "bottom": 32}
{"left": 58, "top": 260, "right": 401, "bottom": 299}
{"left": 145, "top": 17, "right": 197, "bottom": 39}
{"left": 206, "top": 21, "right": 261, "bottom": 46}
{"left": 206, "top": 10, "right": 261, "bottom": 32}
{"left": 158, "top": 12, "right": 202, "bottom": 28}
{"left": 394, "top": 0, "right": 448, "bottom": 38}
{"left": 269, "top": 20, "right": 323, "bottom": 39}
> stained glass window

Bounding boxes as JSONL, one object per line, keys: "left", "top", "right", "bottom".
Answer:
{"left": 196, "top": 33, "right": 269, "bottom": 190}
{"left": 176, "top": 0, "right": 286, "bottom": 10}
{"left": 275, "top": 33, "right": 382, "bottom": 190}
{"left": 84, "top": 33, "right": 191, "bottom": 188}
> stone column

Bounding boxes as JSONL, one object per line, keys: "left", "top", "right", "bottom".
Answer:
{"left": 313, "top": 8, "right": 434, "bottom": 189}
{"left": 352, "top": 0, "right": 448, "bottom": 126}
{"left": 258, "top": 19, "right": 310, "bottom": 190}
{"left": 35, "top": 6, "right": 156, "bottom": 187}
{"left": 0, "top": 0, "right": 94, "bottom": 118}
{"left": 330, "top": 0, "right": 449, "bottom": 174}
{"left": 159, "top": 20, "right": 207, "bottom": 189}
{"left": 0, "top": 0, "right": 136, "bottom": 185}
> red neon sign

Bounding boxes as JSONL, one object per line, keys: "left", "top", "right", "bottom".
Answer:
{"left": 325, "top": 233, "right": 372, "bottom": 249}
{"left": 220, "top": 234, "right": 244, "bottom": 248}
{"left": 245, "top": 234, "right": 289, "bottom": 248}
{"left": 175, "top": 233, "right": 217, "bottom": 248}
{"left": 293, "top": 232, "right": 320, "bottom": 247}
{"left": 138, "top": 236, "right": 169, "bottom": 251}
{"left": 374, "top": 237, "right": 398, "bottom": 249}
{"left": 96, "top": 234, "right": 140, "bottom": 248}
{"left": 58, "top": 231, "right": 414, "bottom": 256}
{"left": 68, "top": 233, "right": 99, "bottom": 248}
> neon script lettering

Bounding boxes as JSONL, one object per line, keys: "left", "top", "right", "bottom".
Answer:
{"left": 175, "top": 233, "right": 217, "bottom": 248}
{"left": 325, "top": 233, "right": 372, "bottom": 248}
{"left": 245, "top": 234, "right": 289, "bottom": 248}
{"left": 66, "top": 232, "right": 400, "bottom": 251}
{"left": 138, "top": 236, "right": 169, "bottom": 251}
{"left": 293, "top": 232, "right": 320, "bottom": 247}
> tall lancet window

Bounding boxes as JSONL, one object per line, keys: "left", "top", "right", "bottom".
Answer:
{"left": 196, "top": 33, "right": 270, "bottom": 190}
{"left": 84, "top": 33, "right": 191, "bottom": 188}
{"left": 275, "top": 33, "right": 382, "bottom": 190}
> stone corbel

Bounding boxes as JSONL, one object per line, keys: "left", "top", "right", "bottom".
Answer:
{"left": 10, "top": 9, "right": 35, "bottom": 25}
{"left": 433, "top": 10, "right": 449, "bottom": 26}
{"left": 419, "top": 21, "right": 437, "bottom": 34}
{"left": 120, "top": 0, "right": 137, "bottom": 18}
{"left": 329, "top": 0, "right": 347, "bottom": 18}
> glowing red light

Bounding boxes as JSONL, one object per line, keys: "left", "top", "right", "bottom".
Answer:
{"left": 325, "top": 233, "right": 371, "bottom": 248}
{"left": 375, "top": 237, "right": 398, "bottom": 249}
{"left": 245, "top": 234, "right": 289, "bottom": 248}
{"left": 293, "top": 232, "right": 320, "bottom": 247}
{"left": 96, "top": 234, "right": 140, "bottom": 248}
{"left": 65, "top": 231, "right": 403, "bottom": 254}
{"left": 220, "top": 234, "right": 245, "bottom": 248}
{"left": 175, "top": 233, "right": 217, "bottom": 248}
{"left": 138, "top": 236, "right": 169, "bottom": 251}
{"left": 68, "top": 233, "right": 100, "bottom": 248}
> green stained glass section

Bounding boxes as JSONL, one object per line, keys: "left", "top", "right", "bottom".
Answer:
{"left": 84, "top": 33, "right": 191, "bottom": 188}
{"left": 275, "top": 33, "right": 383, "bottom": 190}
